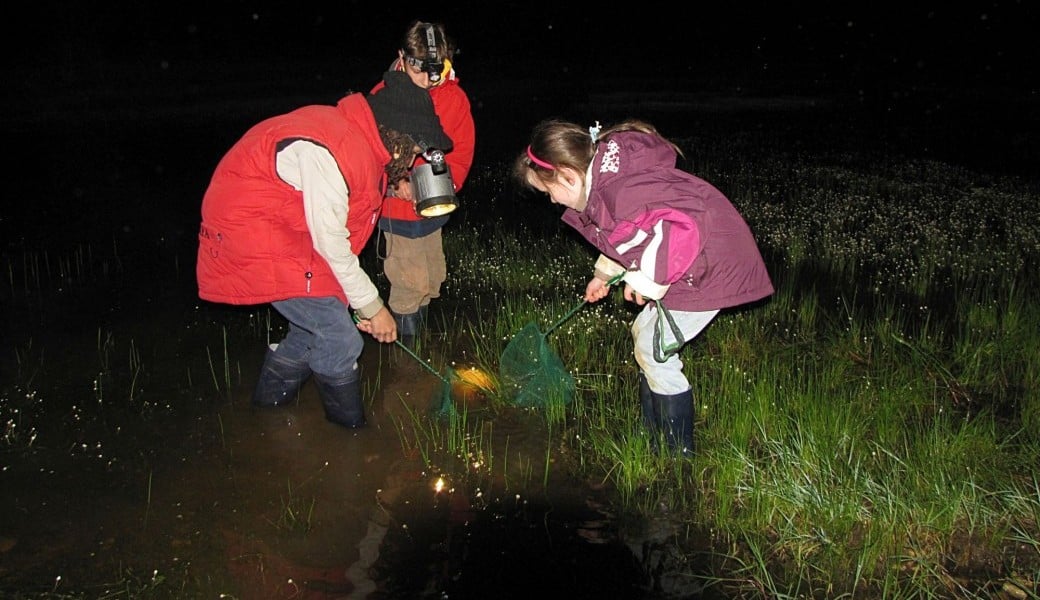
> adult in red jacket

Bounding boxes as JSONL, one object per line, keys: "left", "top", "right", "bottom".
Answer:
{"left": 197, "top": 71, "right": 451, "bottom": 429}
{"left": 371, "top": 20, "right": 476, "bottom": 346}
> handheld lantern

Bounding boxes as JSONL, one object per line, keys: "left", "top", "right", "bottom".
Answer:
{"left": 412, "top": 148, "right": 458, "bottom": 217}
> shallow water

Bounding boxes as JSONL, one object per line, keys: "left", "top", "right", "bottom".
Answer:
{"left": 0, "top": 272, "right": 660, "bottom": 598}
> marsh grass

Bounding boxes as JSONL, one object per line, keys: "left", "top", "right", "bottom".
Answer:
{"left": 429, "top": 152, "right": 1040, "bottom": 596}
{"left": 269, "top": 478, "right": 317, "bottom": 534}
{"left": 264, "top": 462, "right": 332, "bottom": 535}
{"left": 389, "top": 382, "right": 502, "bottom": 495}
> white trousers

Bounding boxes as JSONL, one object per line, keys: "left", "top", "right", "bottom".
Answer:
{"left": 631, "top": 303, "right": 719, "bottom": 395}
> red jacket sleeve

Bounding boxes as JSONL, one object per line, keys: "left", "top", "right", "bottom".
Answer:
{"left": 431, "top": 83, "right": 475, "bottom": 191}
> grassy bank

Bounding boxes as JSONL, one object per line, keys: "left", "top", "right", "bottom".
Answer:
{"left": 433, "top": 138, "right": 1040, "bottom": 597}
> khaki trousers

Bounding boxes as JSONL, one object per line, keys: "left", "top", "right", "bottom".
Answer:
{"left": 382, "top": 229, "right": 446, "bottom": 315}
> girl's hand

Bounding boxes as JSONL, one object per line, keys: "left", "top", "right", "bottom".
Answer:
{"left": 623, "top": 283, "right": 647, "bottom": 306}
{"left": 584, "top": 277, "right": 610, "bottom": 303}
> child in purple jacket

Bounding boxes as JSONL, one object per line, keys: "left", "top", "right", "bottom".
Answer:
{"left": 514, "top": 118, "right": 774, "bottom": 456}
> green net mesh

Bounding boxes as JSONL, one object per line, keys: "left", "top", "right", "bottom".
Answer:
{"left": 433, "top": 369, "right": 458, "bottom": 418}
{"left": 498, "top": 321, "right": 575, "bottom": 408}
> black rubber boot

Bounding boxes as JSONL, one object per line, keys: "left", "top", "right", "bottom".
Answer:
{"left": 313, "top": 371, "right": 366, "bottom": 428}
{"left": 638, "top": 373, "right": 657, "bottom": 445}
{"left": 418, "top": 304, "right": 429, "bottom": 330}
{"left": 652, "top": 388, "right": 695, "bottom": 456}
{"left": 252, "top": 346, "right": 312, "bottom": 407}
{"left": 393, "top": 311, "right": 423, "bottom": 350}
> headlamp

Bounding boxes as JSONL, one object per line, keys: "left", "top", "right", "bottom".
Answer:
{"left": 403, "top": 23, "right": 445, "bottom": 84}
{"left": 404, "top": 55, "right": 444, "bottom": 83}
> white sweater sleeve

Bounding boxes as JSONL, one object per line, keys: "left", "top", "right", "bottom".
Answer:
{"left": 276, "top": 139, "right": 382, "bottom": 315}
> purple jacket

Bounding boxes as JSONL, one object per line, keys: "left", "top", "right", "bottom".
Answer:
{"left": 561, "top": 131, "right": 774, "bottom": 312}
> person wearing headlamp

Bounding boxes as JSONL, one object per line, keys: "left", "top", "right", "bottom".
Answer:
{"left": 371, "top": 20, "right": 476, "bottom": 350}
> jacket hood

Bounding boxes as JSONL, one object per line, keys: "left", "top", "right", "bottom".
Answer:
{"left": 592, "top": 131, "right": 679, "bottom": 192}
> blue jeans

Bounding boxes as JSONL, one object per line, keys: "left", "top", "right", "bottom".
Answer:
{"left": 271, "top": 296, "right": 362, "bottom": 379}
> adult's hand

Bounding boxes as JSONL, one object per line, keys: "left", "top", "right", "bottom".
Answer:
{"left": 355, "top": 306, "right": 398, "bottom": 343}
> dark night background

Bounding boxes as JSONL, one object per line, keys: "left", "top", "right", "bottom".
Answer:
{"left": 3, "top": 1, "right": 1037, "bottom": 261}
{"left": 7, "top": 2, "right": 1038, "bottom": 135}
{"left": 1, "top": 2, "right": 1037, "bottom": 266}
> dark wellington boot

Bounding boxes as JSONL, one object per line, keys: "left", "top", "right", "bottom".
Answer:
{"left": 638, "top": 372, "right": 658, "bottom": 449}
{"left": 313, "top": 372, "right": 366, "bottom": 428}
{"left": 393, "top": 311, "right": 423, "bottom": 351}
{"left": 252, "top": 346, "right": 311, "bottom": 407}
{"left": 652, "top": 388, "right": 695, "bottom": 456}
{"left": 418, "top": 304, "right": 430, "bottom": 331}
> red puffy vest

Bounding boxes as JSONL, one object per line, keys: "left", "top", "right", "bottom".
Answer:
{"left": 197, "top": 94, "right": 389, "bottom": 306}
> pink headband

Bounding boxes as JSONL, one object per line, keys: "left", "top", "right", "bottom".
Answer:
{"left": 526, "top": 145, "right": 555, "bottom": 170}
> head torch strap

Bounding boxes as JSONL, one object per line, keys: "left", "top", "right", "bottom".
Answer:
{"left": 424, "top": 24, "right": 439, "bottom": 57}
{"left": 423, "top": 24, "right": 443, "bottom": 81}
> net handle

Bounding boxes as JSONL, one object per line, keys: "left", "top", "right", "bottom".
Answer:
{"left": 543, "top": 272, "right": 625, "bottom": 336}
{"left": 351, "top": 313, "right": 452, "bottom": 385}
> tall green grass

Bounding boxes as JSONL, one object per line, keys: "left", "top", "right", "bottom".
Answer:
{"left": 431, "top": 155, "right": 1040, "bottom": 597}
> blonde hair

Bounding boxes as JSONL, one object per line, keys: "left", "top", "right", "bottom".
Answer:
{"left": 513, "top": 118, "right": 683, "bottom": 188}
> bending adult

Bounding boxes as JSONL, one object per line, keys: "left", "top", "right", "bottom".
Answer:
{"left": 197, "top": 71, "right": 452, "bottom": 428}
